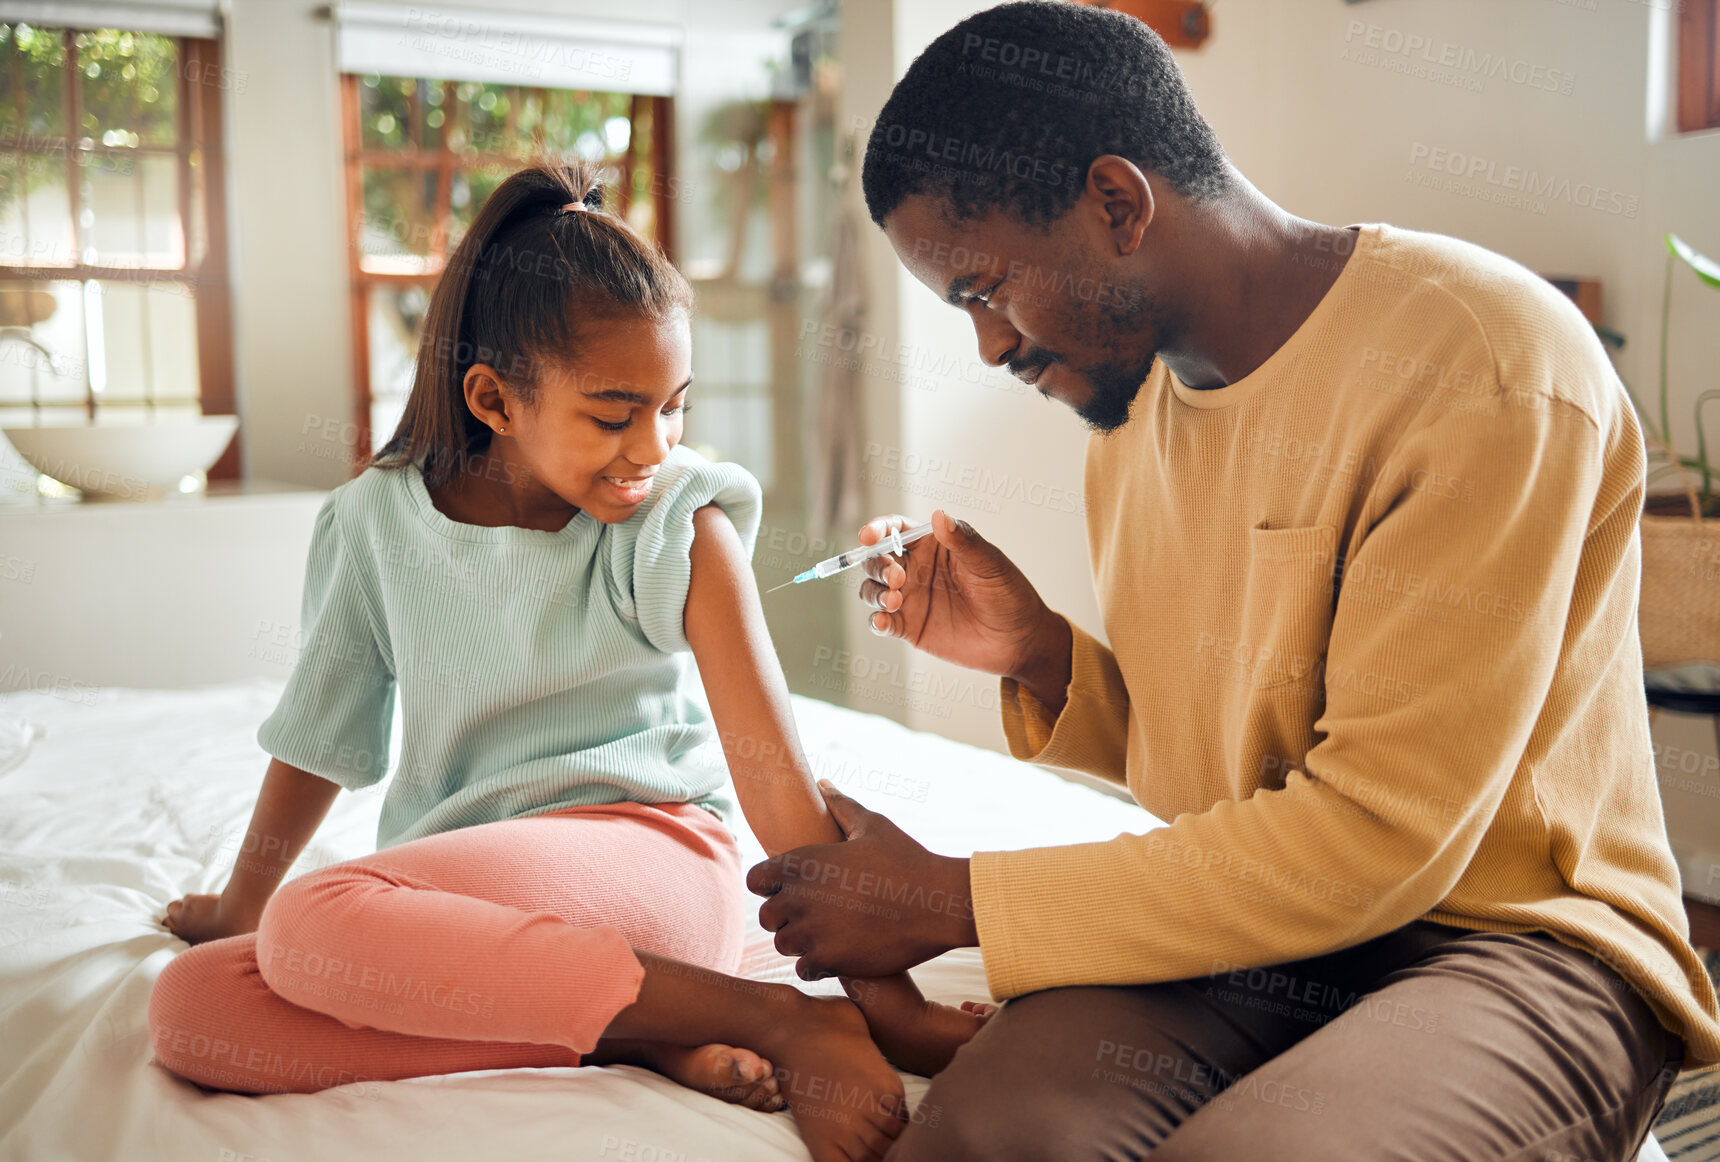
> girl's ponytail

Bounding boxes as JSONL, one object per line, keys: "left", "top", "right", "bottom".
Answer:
{"left": 366, "top": 156, "right": 691, "bottom": 489}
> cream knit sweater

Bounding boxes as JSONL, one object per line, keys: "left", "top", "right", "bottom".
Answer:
{"left": 973, "top": 222, "right": 1720, "bottom": 1068}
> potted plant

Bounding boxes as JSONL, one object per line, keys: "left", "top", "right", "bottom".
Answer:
{"left": 1623, "top": 234, "right": 1720, "bottom": 672}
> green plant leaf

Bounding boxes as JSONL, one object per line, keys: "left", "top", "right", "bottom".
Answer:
{"left": 1666, "top": 233, "right": 1720, "bottom": 289}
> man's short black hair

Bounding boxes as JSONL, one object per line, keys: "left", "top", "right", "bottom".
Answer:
{"left": 861, "top": 1, "right": 1232, "bottom": 231}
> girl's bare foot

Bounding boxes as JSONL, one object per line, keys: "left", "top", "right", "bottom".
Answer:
{"left": 596, "top": 953, "right": 905, "bottom": 1161}
{"left": 585, "top": 1038, "right": 785, "bottom": 1111}
{"left": 845, "top": 973, "right": 995, "bottom": 1076}
{"left": 655, "top": 1042, "right": 786, "bottom": 1111}
{"left": 755, "top": 992, "right": 909, "bottom": 1162}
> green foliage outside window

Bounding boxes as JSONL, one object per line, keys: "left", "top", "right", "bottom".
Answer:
{"left": 0, "top": 23, "right": 178, "bottom": 217}
{"left": 356, "top": 75, "right": 654, "bottom": 268}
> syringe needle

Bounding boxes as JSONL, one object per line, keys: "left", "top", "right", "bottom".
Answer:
{"left": 760, "top": 522, "right": 933, "bottom": 596}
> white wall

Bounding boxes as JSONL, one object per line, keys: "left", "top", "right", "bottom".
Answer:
{"left": 0, "top": 488, "right": 326, "bottom": 691}
{"left": 223, "top": 1, "right": 353, "bottom": 488}
{"left": 1174, "top": 0, "right": 1720, "bottom": 455}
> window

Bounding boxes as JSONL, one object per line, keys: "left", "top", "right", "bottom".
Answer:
{"left": 339, "top": 74, "right": 676, "bottom": 456}
{"left": 1680, "top": 0, "right": 1720, "bottom": 132}
{"left": 0, "top": 21, "right": 235, "bottom": 475}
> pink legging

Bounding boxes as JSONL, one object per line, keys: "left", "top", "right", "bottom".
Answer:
{"left": 148, "top": 800, "right": 748, "bottom": 1095}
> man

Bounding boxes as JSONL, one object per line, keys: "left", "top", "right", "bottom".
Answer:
{"left": 746, "top": 2, "right": 1720, "bottom": 1159}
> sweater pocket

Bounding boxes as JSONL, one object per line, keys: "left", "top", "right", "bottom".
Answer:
{"left": 1237, "top": 522, "right": 1339, "bottom": 691}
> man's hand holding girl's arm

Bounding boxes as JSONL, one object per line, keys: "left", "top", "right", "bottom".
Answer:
{"left": 747, "top": 784, "right": 978, "bottom": 978}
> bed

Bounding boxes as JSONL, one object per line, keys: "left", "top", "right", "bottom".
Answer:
{"left": 0, "top": 679, "right": 1672, "bottom": 1162}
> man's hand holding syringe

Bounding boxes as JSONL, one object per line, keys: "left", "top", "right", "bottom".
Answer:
{"left": 827, "top": 508, "right": 1075, "bottom": 717}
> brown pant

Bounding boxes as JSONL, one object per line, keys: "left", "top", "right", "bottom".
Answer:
{"left": 889, "top": 922, "right": 1684, "bottom": 1162}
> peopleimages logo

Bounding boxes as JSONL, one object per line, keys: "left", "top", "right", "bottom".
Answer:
{"left": 1342, "top": 21, "right": 1576, "bottom": 96}
{"left": 869, "top": 122, "right": 1080, "bottom": 190}
{"left": 1406, "top": 144, "right": 1639, "bottom": 219}
{"left": 401, "top": 9, "right": 635, "bottom": 83}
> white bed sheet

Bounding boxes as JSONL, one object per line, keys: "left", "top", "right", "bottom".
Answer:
{"left": 0, "top": 679, "right": 1159, "bottom": 1162}
{"left": 0, "top": 680, "right": 1670, "bottom": 1162}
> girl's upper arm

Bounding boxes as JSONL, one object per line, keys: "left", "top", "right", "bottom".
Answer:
{"left": 687, "top": 501, "right": 754, "bottom": 601}
{"left": 685, "top": 503, "right": 843, "bottom": 852}
{"left": 685, "top": 502, "right": 772, "bottom": 678}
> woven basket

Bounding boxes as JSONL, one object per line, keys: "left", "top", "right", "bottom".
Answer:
{"left": 1640, "top": 491, "right": 1720, "bottom": 669}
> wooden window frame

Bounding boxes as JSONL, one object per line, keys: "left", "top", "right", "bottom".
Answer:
{"left": 0, "top": 28, "right": 237, "bottom": 479}
{"left": 338, "top": 76, "right": 676, "bottom": 462}
{"left": 1679, "top": 0, "right": 1720, "bottom": 133}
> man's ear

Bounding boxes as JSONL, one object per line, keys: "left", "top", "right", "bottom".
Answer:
{"left": 1083, "top": 154, "right": 1154, "bottom": 259}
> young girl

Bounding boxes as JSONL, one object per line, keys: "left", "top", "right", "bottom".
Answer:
{"left": 148, "top": 160, "right": 982, "bottom": 1162}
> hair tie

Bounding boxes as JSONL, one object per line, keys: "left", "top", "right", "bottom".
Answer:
{"left": 562, "top": 200, "right": 589, "bottom": 213}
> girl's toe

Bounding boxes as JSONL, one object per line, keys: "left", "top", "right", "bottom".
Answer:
{"left": 742, "top": 1086, "right": 782, "bottom": 1111}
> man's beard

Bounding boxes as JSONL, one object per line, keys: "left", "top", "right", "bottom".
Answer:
{"left": 1071, "top": 279, "right": 1162, "bottom": 433}
{"left": 1073, "top": 352, "right": 1157, "bottom": 433}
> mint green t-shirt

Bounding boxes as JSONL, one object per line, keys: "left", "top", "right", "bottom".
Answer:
{"left": 256, "top": 443, "right": 763, "bottom": 851}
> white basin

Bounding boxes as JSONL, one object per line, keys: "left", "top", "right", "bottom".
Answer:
{"left": 2, "top": 416, "right": 239, "bottom": 501}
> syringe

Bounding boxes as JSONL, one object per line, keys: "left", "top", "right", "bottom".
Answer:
{"left": 766, "top": 522, "right": 935, "bottom": 593}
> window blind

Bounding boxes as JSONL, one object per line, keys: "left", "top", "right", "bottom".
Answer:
{"left": 332, "top": 3, "right": 680, "bottom": 95}
{"left": 0, "top": 0, "right": 218, "bottom": 37}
